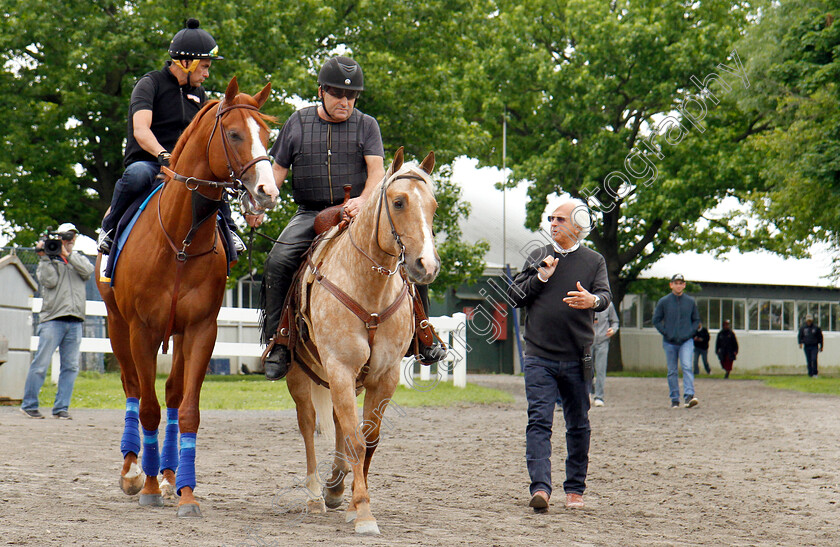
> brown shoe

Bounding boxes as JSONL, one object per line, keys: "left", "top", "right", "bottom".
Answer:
{"left": 529, "top": 490, "right": 549, "bottom": 513}
{"left": 565, "top": 492, "right": 585, "bottom": 509}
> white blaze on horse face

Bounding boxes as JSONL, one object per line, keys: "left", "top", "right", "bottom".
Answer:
{"left": 247, "top": 117, "right": 279, "bottom": 209}
{"left": 413, "top": 186, "right": 439, "bottom": 277}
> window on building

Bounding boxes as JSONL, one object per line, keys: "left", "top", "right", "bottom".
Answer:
{"left": 233, "top": 277, "right": 262, "bottom": 308}
{"left": 642, "top": 296, "right": 656, "bottom": 328}
{"left": 833, "top": 303, "right": 840, "bottom": 332}
{"left": 620, "top": 295, "right": 638, "bottom": 328}
{"left": 750, "top": 299, "right": 795, "bottom": 331}
{"left": 695, "top": 298, "right": 746, "bottom": 330}
{"left": 733, "top": 300, "right": 745, "bottom": 330}
{"left": 797, "top": 301, "right": 835, "bottom": 331}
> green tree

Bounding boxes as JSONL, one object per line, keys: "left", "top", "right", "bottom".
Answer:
{"left": 464, "top": 0, "right": 787, "bottom": 310}
{"left": 0, "top": 0, "right": 488, "bottom": 295}
{"left": 737, "top": 2, "right": 840, "bottom": 270}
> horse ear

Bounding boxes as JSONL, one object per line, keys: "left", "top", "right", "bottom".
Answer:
{"left": 387, "top": 147, "right": 404, "bottom": 178}
{"left": 253, "top": 82, "right": 271, "bottom": 109}
{"left": 225, "top": 77, "right": 239, "bottom": 104}
{"left": 420, "top": 151, "right": 435, "bottom": 175}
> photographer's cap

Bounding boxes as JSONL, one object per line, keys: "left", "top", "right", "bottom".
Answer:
{"left": 670, "top": 273, "right": 685, "bottom": 282}
{"left": 57, "top": 223, "right": 78, "bottom": 235}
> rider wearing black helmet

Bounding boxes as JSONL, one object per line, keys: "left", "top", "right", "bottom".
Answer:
{"left": 253, "top": 55, "right": 445, "bottom": 381}
{"left": 98, "top": 18, "right": 245, "bottom": 255}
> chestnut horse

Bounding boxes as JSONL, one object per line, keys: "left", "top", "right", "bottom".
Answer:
{"left": 96, "top": 78, "right": 278, "bottom": 518}
{"left": 285, "top": 148, "right": 440, "bottom": 534}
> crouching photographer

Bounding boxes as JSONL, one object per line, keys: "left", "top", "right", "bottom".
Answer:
{"left": 21, "top": 223, "right": 94, "bottom": 420}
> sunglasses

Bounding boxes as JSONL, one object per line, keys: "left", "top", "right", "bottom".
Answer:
{"left": 547, "top": 215, "right": 568, "bottom": 223}
{"left": 323, "top": 86, "right": 360, "bottom": 100}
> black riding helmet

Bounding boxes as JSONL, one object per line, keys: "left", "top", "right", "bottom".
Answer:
{"left": 169, "top": 18, "right": 224, "bottom": 60}
{"left": 317, "top": 56, "right": 364, "bottom": 90}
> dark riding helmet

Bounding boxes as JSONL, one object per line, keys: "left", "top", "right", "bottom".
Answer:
{"left": 168, "top": 18, "right": 223, "bottom": 60}
{"left": 317, "top": 56, "right": 364, "bottom": 91}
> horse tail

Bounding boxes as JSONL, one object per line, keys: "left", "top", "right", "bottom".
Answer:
{"left": 311, "top": 384, "right": 335, "bottom": 441}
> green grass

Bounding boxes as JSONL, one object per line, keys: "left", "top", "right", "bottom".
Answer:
{"left": 611, "top": 370, "right": 840, "bottom": 396}
{"left": 38, "top": 371, "right": 514, "bottom": 410}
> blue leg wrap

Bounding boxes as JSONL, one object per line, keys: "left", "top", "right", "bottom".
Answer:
{"left": 161, "top": 407, "right": 179, "bottom": 472}
{"left": 141, "top": 428, "right": 160, "bottom": 477}
{"left": 175, "top": 433, "right": 196, "bottom": 495}
{"left": 120, "top": 397, "right": 141, "bottom": 458}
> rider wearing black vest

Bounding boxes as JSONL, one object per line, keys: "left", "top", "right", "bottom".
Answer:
{"left": 97, "top": 19, "right": 245, "bottom": 255}
{"left": 256, "top": 56, "right": 446, "bottom": 381}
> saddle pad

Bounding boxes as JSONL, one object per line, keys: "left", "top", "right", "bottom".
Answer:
{"left": 102, "top": 185, "right": 236, "bottom": 285}
{"left": 102, "top": 184, "right": 163, "bottom": 284}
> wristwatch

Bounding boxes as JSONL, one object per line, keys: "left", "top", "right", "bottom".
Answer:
{"left": 592, "top": 294, "right": 600, "bottom": 309}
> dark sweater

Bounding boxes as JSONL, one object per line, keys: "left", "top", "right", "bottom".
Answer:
{"left": 507, "top": 244, "right": 612, "bottom": 362}
{"left": 652, "top": 292, "right": 700, "bottom": 345}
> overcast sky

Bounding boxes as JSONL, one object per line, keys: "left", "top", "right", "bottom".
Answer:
{"left": 450, "top": 157, "right": 837, "bottom": 288}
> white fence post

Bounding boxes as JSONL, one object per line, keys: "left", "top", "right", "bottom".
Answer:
{"left": 451, "top": 312, "right": 467, "bottom": 388}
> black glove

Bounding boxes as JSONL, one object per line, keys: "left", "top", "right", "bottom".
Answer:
{"left": 157, "top": 151, "right": 171, "bottom": 166}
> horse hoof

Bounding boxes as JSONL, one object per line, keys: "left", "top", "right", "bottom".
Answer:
{"left": 139, "top": 493, "right": 164, "bottom": 507}
{"left": 119, "top": 463, "right": 145, "bottom": 496}
{"left": 355, "top": 518, "right": 380, "bottom": 535}
{"left": 177, "top": 503, "right": 202, "bottom": 518}
{"left": 306, "top": 497, "right": 326, "bottom": 514}
{"left": 160, "top": 479, "right": 177, "bottom": 500}
{"left": 323, "top": 490, "right": 343, "bottom": 509}
{"left": 345, "top": 510, "right": 356, "bottom": 523}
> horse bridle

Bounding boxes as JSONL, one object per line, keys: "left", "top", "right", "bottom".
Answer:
{"left": 347, "top": 171, "right": 431, "bottom": 277}
{"left": 157, "top": 100, "right": 270, "bottom": 354}
{"left": 160, "top": 100, "right": 270, "bottom": 193}
{"left": 158, "top": 99, "right": 271, "bottom": 258}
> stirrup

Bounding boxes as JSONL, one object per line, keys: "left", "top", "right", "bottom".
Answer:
{"left": 231, "top": 232, "right": 246, "bottom": 253}
{"left": 97, "top": 229, "right": 113, "bottom": 254}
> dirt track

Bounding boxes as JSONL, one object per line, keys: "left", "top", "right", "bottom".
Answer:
{"left": 2, "top": 375, "right": 839, "bottom": 546}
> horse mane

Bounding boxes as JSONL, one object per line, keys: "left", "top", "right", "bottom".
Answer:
{"left": 169, "top": 99, "right": 220, "bottom": 167}
{"left": 169, "top": 96, "right": 277, "bottom": 167}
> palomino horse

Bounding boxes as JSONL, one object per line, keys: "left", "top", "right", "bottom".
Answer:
{"left": 96, "top": 78, "right": 278, "bottom": 517}
{"left": 285, "top": 148, "right": 440, "bottom": 535}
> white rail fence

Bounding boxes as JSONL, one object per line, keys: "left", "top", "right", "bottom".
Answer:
{"left": 30, "top": 299, "right": 468, "bottom": 388}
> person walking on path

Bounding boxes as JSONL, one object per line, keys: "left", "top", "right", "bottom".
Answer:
{"left": 652, "top": 273, "right": 700, "bottom": 409}
{"left": 590, "top": 302, "right": 618, "bottom": 407}
{"left": 798, "top": 314, "right": 823, "bottom": 378}
{"left": 20, "top": 224, "right": 94, "bottom": 419}
{"left": 715, "top": 319, "right": 738, "bottom": 379}
{"left": 693, "top": 322, "right": 711, "bottom": 374}
{"left": 508, "top": 198, "right": 611, "bottom": 513}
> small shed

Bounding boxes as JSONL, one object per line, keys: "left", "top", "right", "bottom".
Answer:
{"left": 0, "top": 252, "right": 38, "bottom": 402}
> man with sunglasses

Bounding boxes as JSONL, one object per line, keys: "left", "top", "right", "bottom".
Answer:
{"left": 508, "top": 199, "right": 611, "bottom": 513}
{"left": 256, "top": 56, "right": 447, "bottom": 380}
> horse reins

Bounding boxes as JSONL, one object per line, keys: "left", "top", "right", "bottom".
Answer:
{"left": 158, "top": 99, "right": 270, "bottom": 353}
{"left": 347, "top": 172, "right": 431, "bottom": 276}
{"left": 291, "top": 169, "right": 431, "bottom": 389}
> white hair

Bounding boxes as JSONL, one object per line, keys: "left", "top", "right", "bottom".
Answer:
{"left": 551, "top": 198, "right": 593, "bottom": 239}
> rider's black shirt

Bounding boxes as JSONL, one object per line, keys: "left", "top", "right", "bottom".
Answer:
{"left": 124, "top": 61, "right": 206, "bottom": 167}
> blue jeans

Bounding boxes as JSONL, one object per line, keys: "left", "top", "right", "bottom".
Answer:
{"left": 693, "top": 348, "right": 710, "bottom": 374}
{"left": 591, "top": 339, "right": 610, "bottom": 401}
{"left": 22, "top": 319, "right": 83, "bottom": 414}
{"left": 524, "top": 355, "right": 590, "bottom": 497}
{"left": 804, "top": 345, "right": 819, "bottom": 376}
{"left": 663, "top": 339, "right": 695, "bottom": 403}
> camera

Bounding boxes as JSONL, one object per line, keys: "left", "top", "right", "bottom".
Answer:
{"left": 40, "top": 230, "right": 74, "bottom": 258}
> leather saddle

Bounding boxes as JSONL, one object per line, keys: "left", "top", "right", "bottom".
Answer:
{"left": 266, "top": 187, "right": 443, "bottom": 387}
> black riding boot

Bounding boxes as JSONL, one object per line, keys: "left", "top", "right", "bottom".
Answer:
{"left": 416, "top": 284, "right": 447, "bottom": 364}
{"left": 259, "top": 209, "right": 318, "bottom": 381}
